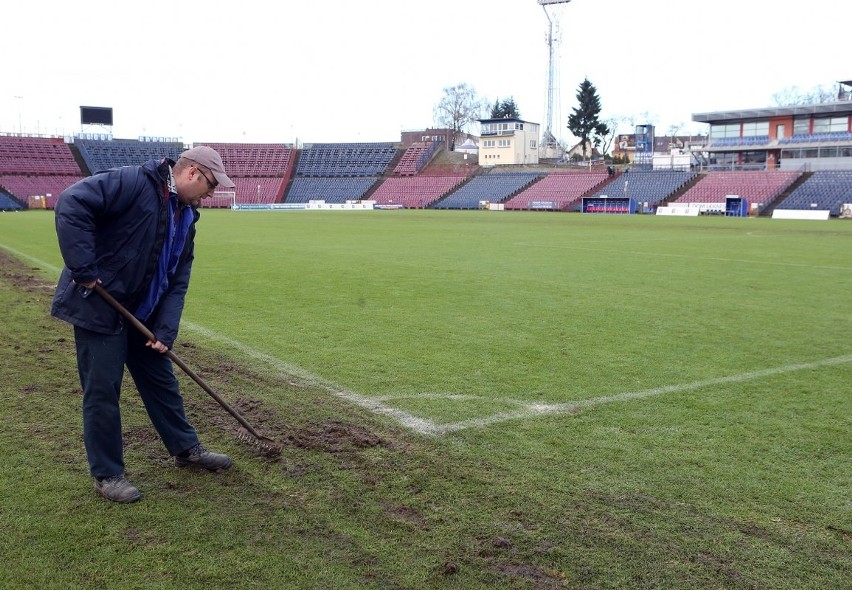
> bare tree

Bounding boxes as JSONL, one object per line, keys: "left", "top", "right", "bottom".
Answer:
{"left": 597, "top": 115, "right": 620, "bottom": 158}
{"left": 666, "top": 123, "right": 684, "bottom": 137}
{"left": 434, "top": 83, "right": 486, "bottom": 151}
{"left": 771, "top": 84, "right": 837, "bottom": 106}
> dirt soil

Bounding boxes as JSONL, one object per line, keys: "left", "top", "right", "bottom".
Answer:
{"left": 0, "top": 249, "right": 390, "bottom": 463}
{"left": 1, "top": 248, "right": 573, "bottom": 589}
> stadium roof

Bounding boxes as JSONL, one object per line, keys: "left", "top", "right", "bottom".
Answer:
{"left": 692, "top": 101, "right": 852, "bottom": 123}
{"left": 478, "top": 117, "right": 538, "bottom": 124}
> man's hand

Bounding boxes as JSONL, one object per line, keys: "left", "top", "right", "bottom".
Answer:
{"left": 75, "top": 278, "right": 101, "bottom": 298}
{"left": 146, "top": 339, "right": 169, "bottom": 353}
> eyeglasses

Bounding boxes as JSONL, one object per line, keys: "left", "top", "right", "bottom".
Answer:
{"left": 194, "top": 165, "right": 217, "bottom": 191}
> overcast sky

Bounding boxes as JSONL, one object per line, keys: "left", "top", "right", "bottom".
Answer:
{"left": 1, "top": 0, "right": 846, "bottom": 145}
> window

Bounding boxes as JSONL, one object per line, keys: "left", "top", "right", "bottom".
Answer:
{"left": 483, "top": 140, "right": 495, "bottom": 148}
{"left": 742, "top": 121, "right": 769, "bottom": 137}
{"left": 793, "top": 117, "right": 810, "bottom": 135}
{"left": 708, "top": 152, "right": 737, "bottom": 166}
{"left": 498, "top": 139, "right": 511, "bottom": 148}
{"left": 530, "top": 140, "right": 537, "bottom": 149}
{"left": 710, "top": 123, "right": 740, "bottom": 138}
{"left": 813, "top": 116, "right": 848, "bottom": 133}
{"left": 742, "top": 151, "right": 766, "bottom": 165}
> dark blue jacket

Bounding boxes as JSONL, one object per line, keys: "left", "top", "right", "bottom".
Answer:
{"left": 51, "top": 159, "right": 200, "bottom": 348}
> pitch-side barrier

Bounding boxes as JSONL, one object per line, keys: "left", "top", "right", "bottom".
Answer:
{"left": 232, "top": 200, "right": 377, "bottom": 211}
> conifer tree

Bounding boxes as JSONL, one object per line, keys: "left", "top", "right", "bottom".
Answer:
{"left": 567, "top": 78, "right": 609, "bottom": 159}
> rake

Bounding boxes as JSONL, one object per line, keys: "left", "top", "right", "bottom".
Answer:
{"left": 93, "top": 284, "right": 280, "bottom": 454}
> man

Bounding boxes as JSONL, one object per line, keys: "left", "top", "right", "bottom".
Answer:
{"left": 52, "top": 145, "right": 236, "bottom": 504}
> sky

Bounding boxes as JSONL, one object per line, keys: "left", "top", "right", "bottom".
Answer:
{"left": 1, "top": 0, "right": 847, "bottom": 146}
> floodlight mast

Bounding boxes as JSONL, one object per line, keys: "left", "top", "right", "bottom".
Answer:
{"left": 537, "top": 0, "right": 571, "bottom": 155}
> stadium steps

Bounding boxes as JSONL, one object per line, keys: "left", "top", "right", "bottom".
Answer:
{"left": 560, "top": 171, "right": 622, "bottom": 211}
{"left": 280, "top": 150, "right": 302, "bottom": 202}
{"left": 359, "top": 176, "right": 386, "bottom": 201}
{"left": 274, "top": 149, "right": 297, "bottom": 202}
{"left": 420, "top": 147, "right": 481, "bottom": 176}
{"left": 660, "top": 172, "right": 704, "bottom": 205}
{"left": 759, "top": 171, "right": 812, "bottom": 217}
{"left": 0, "top": 186, "right": 27, "bottom": 210}
{"left": 382, "top": 147, "right": 405, "bottom": 176}
{"left": 67, "top": 143, "right": 92, "bottom": 175}
{"left": 505, "top": 174, "right": 546, "bottom": 203}
{"left": 418, "top": 141, "right": 446, "bottom": 173}
{"left": 427, "top": 175, "right": 477, "bottom": 208}
{"left": 358, "top": 147, "right": 405, "bottom": 204}
{"left": 568, "top": 172, "right": 622, "bottom": 211}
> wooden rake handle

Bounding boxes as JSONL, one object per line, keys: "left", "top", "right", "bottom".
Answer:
{"left": 92, "top": 284, "right": 268, "bottom": 440}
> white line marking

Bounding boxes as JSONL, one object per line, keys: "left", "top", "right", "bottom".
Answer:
{"left": 0, "top": 245, "right": 443, "bottom": 434}
{"left": 5, "top": 245, "right": 850, "bottom": 437}
{"left": 0, "top": 245, "right": 61, "bottom": 274}
{"left": 182, "top": 321, "right": 443, "bottom": 435}
{"left": 431, "top": 354, "right": 852, "bottom": 434}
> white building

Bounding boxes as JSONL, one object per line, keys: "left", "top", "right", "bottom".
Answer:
{"left": 478, "top": 117, "right": 540, "bottom": 166}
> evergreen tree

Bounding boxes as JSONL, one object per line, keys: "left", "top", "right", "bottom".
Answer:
{"left": 567, "top": 78, "right": 609, "bottom": 159}
{"left": 490, "top": 97, "right": 521, "bottom": 119}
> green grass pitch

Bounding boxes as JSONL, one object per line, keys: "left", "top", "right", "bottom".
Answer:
{"left": 1, "top": 209, "right": 849, "bottom": 589}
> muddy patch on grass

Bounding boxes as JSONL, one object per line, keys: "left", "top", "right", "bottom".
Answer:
{"left": 195, "top": 392, "right": 385, "bottom": 449}
{"left": 0, "top": 250, "right": 56, "bottom": 294}
{"left": 283, "top": 420, "right": 389, "bottom": 453}
{"left": 382, "top": 503, "right": 428, "bottom": 529}
{"left": 172, "top": 349, "right": 392, "bottom": 458}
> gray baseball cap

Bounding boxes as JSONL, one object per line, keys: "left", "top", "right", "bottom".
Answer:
{"left": 180, "top": 145, "right": 235, "bottom": 188}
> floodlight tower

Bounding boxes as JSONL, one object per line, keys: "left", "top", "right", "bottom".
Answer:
{"left": 538, "top": 0, "right": 571, "bottom": 157}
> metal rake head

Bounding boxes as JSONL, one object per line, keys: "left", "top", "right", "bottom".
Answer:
{"left": 236, "top": 427, "right": 283, "bottom": 457}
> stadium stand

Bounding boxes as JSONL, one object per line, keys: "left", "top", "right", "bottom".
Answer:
{"left": 433, "top": 172, "right": 542, "bottom": 209}
{"left": 0, "top": 175, "right": 86, "bottom": 208}
{"left": 674, "top": 171, "right": 801, "bottom": 207}
{"left": 369, "top": 176, "right": 467, "bottom": 209}
{"left": 196, "top": 142, "right": 295, "bottom": 207}
{"left": 505, "top": 171, "right": 609, "bottom": 211}
{"left": 774, "top": 170, "right": 852, "bottom": 216}
{"left": 295, "top": 143, "right": 397, "bottom": 177}
{"left": 198, "top": 142, "right": 294, "bottom": 177}
{"left": 393, "top": 141, "right": 441, "bottom": 176}
{"left": 778, "top": 131, "right": 852, "bottom": 144}
{"left": 0, "top": 136, "right": 81, "bottom": 174}
{"left": 75, "top": 138, "right": 184, "bottom": 172}
{"left": 75, "top": 139, "right": 296, "bottom": 208}
{"left": 708, "top": 136, "right": 770, "bottom": 147}
{"left": 0, "top": 188, "right": 24, "bottom": 211}
{"left": 5, "top": 127, "right": 851, "bottom": 215}
{"left": 201, "top": 177, "right": 288, "bottom": 208}
{"left": 586, "top": 170, "right": 697, "bottom": 210}
{"left": 285, "top": 177, "right": 379, "bottom": 204}
{"left": 0, "top": 136, "right": 86, "bottom": 208}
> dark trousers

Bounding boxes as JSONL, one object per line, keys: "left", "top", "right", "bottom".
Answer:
{"left": 74, "top": 325, "right": 199, "bottom": 478}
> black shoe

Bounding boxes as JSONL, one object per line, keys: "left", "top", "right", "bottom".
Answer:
{"left": 175, "top": 443, "right": 232, "bottom": 471}
{"left": 94, "top": 475, "right": 141, "bottom": 503}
